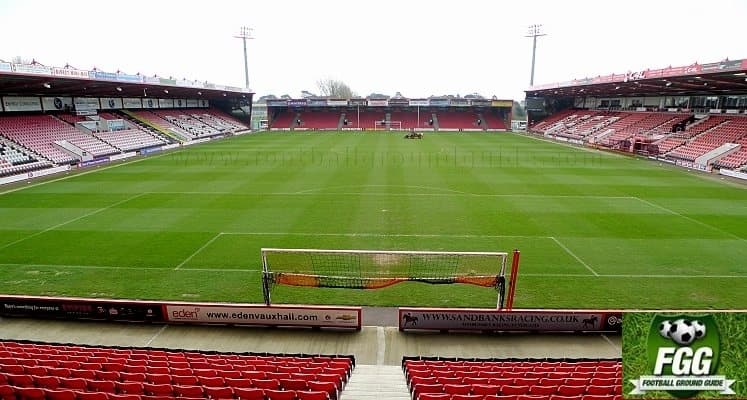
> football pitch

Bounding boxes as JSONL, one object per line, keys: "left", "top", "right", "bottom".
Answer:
{"left": 1, "top": 131, "right": 746, "bottom": 309}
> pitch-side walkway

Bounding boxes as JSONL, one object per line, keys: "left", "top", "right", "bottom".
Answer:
{"left": 0, "top": 314, "right": 621, "bottom": 399}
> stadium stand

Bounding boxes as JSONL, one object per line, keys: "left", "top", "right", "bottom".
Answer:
{"left": 92, "top": 129, "right": 167, "bottom": 152}
{"left": 667, "top": 116, "right": 747, "bottom": 162}
{"left": 713, "top": 135, "right": 747, "bottom": 169}
{"left": 0, "top": 139, "right": 51, "bottom": 176}
{"left": 389, "top": 111, "right": 425, "bottom": 129}
{"left": 296, "top": 111, "right": 342, "bottom": 129}
{"left": 151, "top": 110, "right": 221, "bottom": 138}
{"left": 0, "top": 340, "right": 354, "bottom": 400}
{"left": 480, "top": 112, "right": 507, "bottom": 130}
{"left": 435, "top": 111, "right": 481, "bottom": 130}
{"left": 403, "top": 357, "right": 622, "bottom": 400}
{"left": 271, "top": 110, "right": 297, "bottom": 129}
{"left": 344, "top": 111, "right": 386, "bottom": 130}
{"left": 0, "top": 115, "right": 118, "bottom": 164}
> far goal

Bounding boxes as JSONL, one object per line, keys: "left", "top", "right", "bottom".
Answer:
{"left": 373, "top": 120, "right": 402, "bottom": 131}
{"left": 261, "top": 248, "right": 520, "bottom": 309}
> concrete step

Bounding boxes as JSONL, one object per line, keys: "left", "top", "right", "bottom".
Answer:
{"left": 342, "top": 364, "right": 410, "bottom": 400}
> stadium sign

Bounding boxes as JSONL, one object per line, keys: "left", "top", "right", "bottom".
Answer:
{"left": 628, "top": 314, "right": 735, "bottom": 397}
{"left": 266, "top": 100, "right": 288, "bottom": 107}
{"left": 326, "top": 99, "right": 348, "bottom": 106}
{"left": 288, "top": 99, "right": 308, "bottom": 107}
{"left": 116, "top": 73, "right": 141, "bottom": 82}
{"left": 0, "top": 62, "right": 11, "bottom": 72}
{"left": 429, "top": 99, "right": 450, "bottom": 107}
{"left": 399, "top": 308, "right": 622, "bottom": 333}
{"left": 368, "top": 99, "right": 388, "bottom": 107}
{"left": 93, "top": 71, "right": 117, "bottom": 80}
{"left": 12, "top": 63, "right": 52, "bottom": 75}
{"left": 348, "top": 99, "right": 367, "bottom": 106}
{"left": 408, "top": 99, "right": 429, "bottom": 106}
{"left": 308, "top": 99, "right": 328, "bottom": 106}
{"left": 450, "top": 99, "right": 469, "bottom": 107}
{"left": 52, "top": 68, "right": 90, "bottom": 79}
{"left": 163, "top": 304, "right": 361, "bottom": 330}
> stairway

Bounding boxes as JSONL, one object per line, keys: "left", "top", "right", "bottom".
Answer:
{"left": 431, "top": 113, "right": 439, "bottom": 131}
{"left": 341, "top": 364, "right": 411, "bottom": 400}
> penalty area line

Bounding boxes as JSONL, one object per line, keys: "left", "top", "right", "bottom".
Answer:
{"left": 548, "top": 236, "right": 599, "bottom": 276}
{"left": 174, "top": 232, "right": 224, "bottom": 270}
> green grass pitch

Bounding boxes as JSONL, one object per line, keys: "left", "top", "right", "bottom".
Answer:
{"left": 0, "top": 131, "right": 746, "bottom": 309}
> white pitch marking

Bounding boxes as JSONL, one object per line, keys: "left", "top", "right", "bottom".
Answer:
{"left": 633, "top": 196, "right": 746, "bottom": 242}
{"left": 2, "top": 262, "right": 747, "bottom": 278}
{"left": 0, "top": 192, "right": 146, "bottom": 251}
{"left": 174, "top": 232, "right": 224, "bottom": 270}
{"left": 549, "top": 236, "right": 599, "bottom": 276}
{"left": 220, "top": 232, "right": 547, "bottom": 239}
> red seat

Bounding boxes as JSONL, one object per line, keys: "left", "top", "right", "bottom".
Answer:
{"left": 500, "top": 385, "right": 530, "bottom": 395}
{"left": 87, "top": 380, "right": 116, "bottom": 393}
{"left": 417, "top": 394, "right": 449, "bottom": 400}
{"left": 106, "top": 395, "right": 142, "bottom": 400}
{"left": 296, "top": 390, "right": 329, "bottom": 400}
{"left": 147, "top": 374, "right": 172, "bottom": 385}
{"left": 412, "top": 383, "right": 443, "bottom": 398}
{"left": 444, "top": 384, "right": 471, "bottom": 395}
{"left": 7, "top": 373, "right": 34, "bottom": 387}
{"left": 280, "top": 378, "right": 308, "bottom": 391}
{"left": 143, "top": 383, "right": 173, "bottom": 396}
{"left": 172, "top": 375, "right": 199, "bottom": 386}
{"left": 34, "top": 375, "right": 61, "bottom": 389}
{"left": 307, "top": 380, "right": 337, "bottom": 399}
{"left": 252, "top": 378, "right": 280, "bottom": 390}
{"left": 74, "top": 392, "right": 108, "bottom": 400}
{"left": 116, "top": 381, "right": 144, "bottom": 395}
{"left": 59, "top": 377, "right": 88, "bottom": 390}
{"left": 265, "top": 389, "right": 297, "bottom": 400}
{"left": 43, "top": 389, "right": 77, "bottom": 400}
{"left": 225, "top": 377, "right": 253, "bottom": 388}
{"left": 471, "top": 384, "right": 500, "bottom": 395}
{"left": 557, "top": 385, "right": 586, "bottom": 396}
{"left": 14, "top": 386, "right": 45, "bottom": 400}
{"left": 451, "top": 395, "right": 484, "bottom": 400}
{"left": 0, "top": 384, "right": 14, "bottom": 399}
{"left": 95, "top": 371, "right": 119, "bottom": 381}
{"left": 204, "top": 386, "right": 234, "bottom": 399}
{"left": 232, "top": 387, "right": 265, "bottom": 400}
{"left": 217, "top": 370, "right": 242, "bottom": 379}
{"left": 193, "top": 369, "right": 218, "bottom": 378}
{"left": 70, "top": 369, "right": 96, "bottom": 380}
{"left": 173, "top": 385, "right": 203, "bottom": 398}
{"left": 585, "top": 385, "right": 615, "bottom": 395}
{"left": 120, "top": 372, "right": 146, "bottom": 382}
{"left": 197, "top": 376, "right": 224, "bottom": 387}
{"left": 528, "top": 385, "right": 557, "bottom": 396}
{"left": 241, "top": 371, "right": 267, "bottom": 380}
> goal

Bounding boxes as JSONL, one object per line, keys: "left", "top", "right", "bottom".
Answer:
{"left": 373, "top": 120, "right": 402, "bottom": 130}
{"left": 261, "top": 248, "right": 521, "bottom": 309}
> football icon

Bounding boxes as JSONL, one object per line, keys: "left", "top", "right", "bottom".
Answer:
{"left": 659, "top": 320, "right": 673, "bottom": 339}
{"left": 669, "top": 318, "right": 696, "bottom": 346}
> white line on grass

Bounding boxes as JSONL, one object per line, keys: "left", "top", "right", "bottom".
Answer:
{"left": 0, "top": 192, "right": 146, "bottom": 251}
{"left": 221, "top": 231, "right": 546, "bottom": 239}
{"left": 174, "top": 232, "right": 223, "bottom": 270}
{"left": 548, "top": 236, "right": 599, "bottom": 276}
{"left": 633, "top": 196, "right": 746, "bottom": 242}
{"left": 0, "top": 152, "right": 170, "bottom": 196}
{"left": 3, "top": 262, "right": 747, "bottom": 278}
{"left": 144, "top": 325, "right": 168, "bottom": 347}
{"left": 145, "top": 190, "right": 636, "bottom": 200}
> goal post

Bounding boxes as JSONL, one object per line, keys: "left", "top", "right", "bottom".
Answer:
{"left": 261, "top": 248, "right": 520, "bottom": 309}
{"left": 373, "top": 120, "right": 402, "bottom": 131}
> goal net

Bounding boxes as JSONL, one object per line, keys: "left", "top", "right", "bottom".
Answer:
{"left": 373, "top": 120, "right": 402, "bottom": 130}
{"left": 261, "top": 248, "right": 519, "bottom": 309}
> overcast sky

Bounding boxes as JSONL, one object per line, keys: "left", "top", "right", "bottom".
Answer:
{"left": 1, "top": 0, "right": 745, "bottom": 100}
